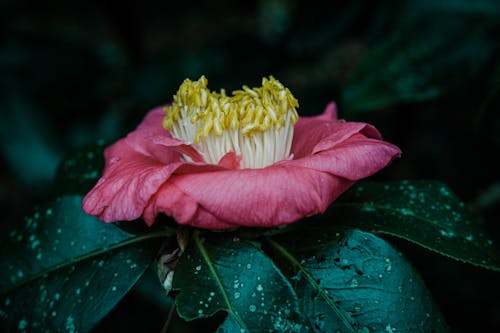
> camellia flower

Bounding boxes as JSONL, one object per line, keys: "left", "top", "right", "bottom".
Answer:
{"left": 83, "top": 76, "right": 401, "bottom": 229}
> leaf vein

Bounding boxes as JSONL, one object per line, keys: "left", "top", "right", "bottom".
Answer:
{"left": 193, "top": 232, "right": 248, "bottom": 332}
{"left": 266, "top": 237, "right": 358, "bottom": 333}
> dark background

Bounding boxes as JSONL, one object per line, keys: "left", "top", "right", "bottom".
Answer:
{"left": 1, "top": 0, "right": 499, "bottom": 332}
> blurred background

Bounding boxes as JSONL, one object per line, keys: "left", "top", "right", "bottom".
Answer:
{"left": 1, "top": 0, "right": 499, "bottom": 331}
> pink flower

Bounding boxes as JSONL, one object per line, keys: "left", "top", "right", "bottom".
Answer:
{"left": 83, "top": 77, "right": 401, "bottom": 229}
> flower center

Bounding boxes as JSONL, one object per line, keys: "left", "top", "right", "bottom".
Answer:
{"left": 163, "top": 76, "right": 299, "bottom": 168}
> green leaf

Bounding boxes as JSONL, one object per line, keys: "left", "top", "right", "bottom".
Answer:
{"left": 172, "top": 231, "right": 312, "bottom": 333}
{"left": 0, "top": 97, "right": 61, "bottom": 192}
{"left": 329, "top": 181, "right": 500, "bottom": 271}
{"left": 402, "top": 0, "right": 500, "bottom": 18}
{"left": 0, "top": 244, "right": 151, "bottom": 333}
{"left": 341, "top": 15, "right": 496, "bottom": 113}
{"left": 0, "top": 195, "right": 172, "bottom": 332}
{"left": 266, "top": 228, "right": 449, "bottom": 332}
{"left": 53, "top": 143, "right": 105, "bottom": 196}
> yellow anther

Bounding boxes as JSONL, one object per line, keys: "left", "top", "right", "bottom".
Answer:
{"left": 162, "top": 75, "right": 299, "bottom": 168}
{"left": 163, "top": 75, "right": 299, "bottom": 142}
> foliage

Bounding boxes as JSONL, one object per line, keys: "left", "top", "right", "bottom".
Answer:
{"left": 0, "top": 195, "right": 169, "bottom": 332}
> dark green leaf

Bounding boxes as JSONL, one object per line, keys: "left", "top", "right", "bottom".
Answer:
{"left": 475, "top": 59, "right": 500, "bottom": 147}
{"left": 341, "top": 15, "right": 496, "bottom": 113}
{"left": 266, "top": 228, "right": 449, "bottom": 332}
{"left": 0, "top": 195, "right": 172, "bottom": 332}
{"left": 172, "top": 232, "right": 312, "bottom": 333}
{"left": 53, "top": 144, "right": 105, "bottom": 196}
{"left": 0, "top": 244, "right": 152, "bottom": 333}
{"left": 402, "top": 0, "right": 500, "bottom": 18}
{"left": 330, "top": 181, "right": 500, "bottom": 271}
{"left": 0, "top": 97, "right": 61, "bottom": 192}
{"left": 1, "top": 195, "right": 129, "bottom": 293}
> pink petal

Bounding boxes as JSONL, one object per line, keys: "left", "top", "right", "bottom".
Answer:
{"left": 82, "top": 138, "right": 229, "bottom": 222}
{"left": 125, "top": 107, "right": 204, "bottom": 163}
{"left": 143, "top": 181, "right": 236, "bottom": 229}
{"left": 292, "top": 103, "right": 337, "bottom": 158}
{"left": 123, "top": 107, "right": 171, "bottom": 156}
{"left": 82, "top": 139, "right": 185, "bottom": 222}
{"left": 292, "top": 102, "right": 382, "bottom": 158}
{"left": 150, "top": 135, "right": 205, "bottom": 163}
{"left": 82, "top": 107, "right": 229, "bottom": 223}
{"left": 168, "top": 165, "right": 353, "bottom": 228}
{"left": 287, "top": 133, "right": 401, "bottom": 180}
{"left": 218, "top": 151, "right": 242, "bottom": 169}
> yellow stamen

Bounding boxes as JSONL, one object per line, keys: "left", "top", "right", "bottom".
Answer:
{"left": 163, "top": 76, "right": 299, "bottom": 168}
